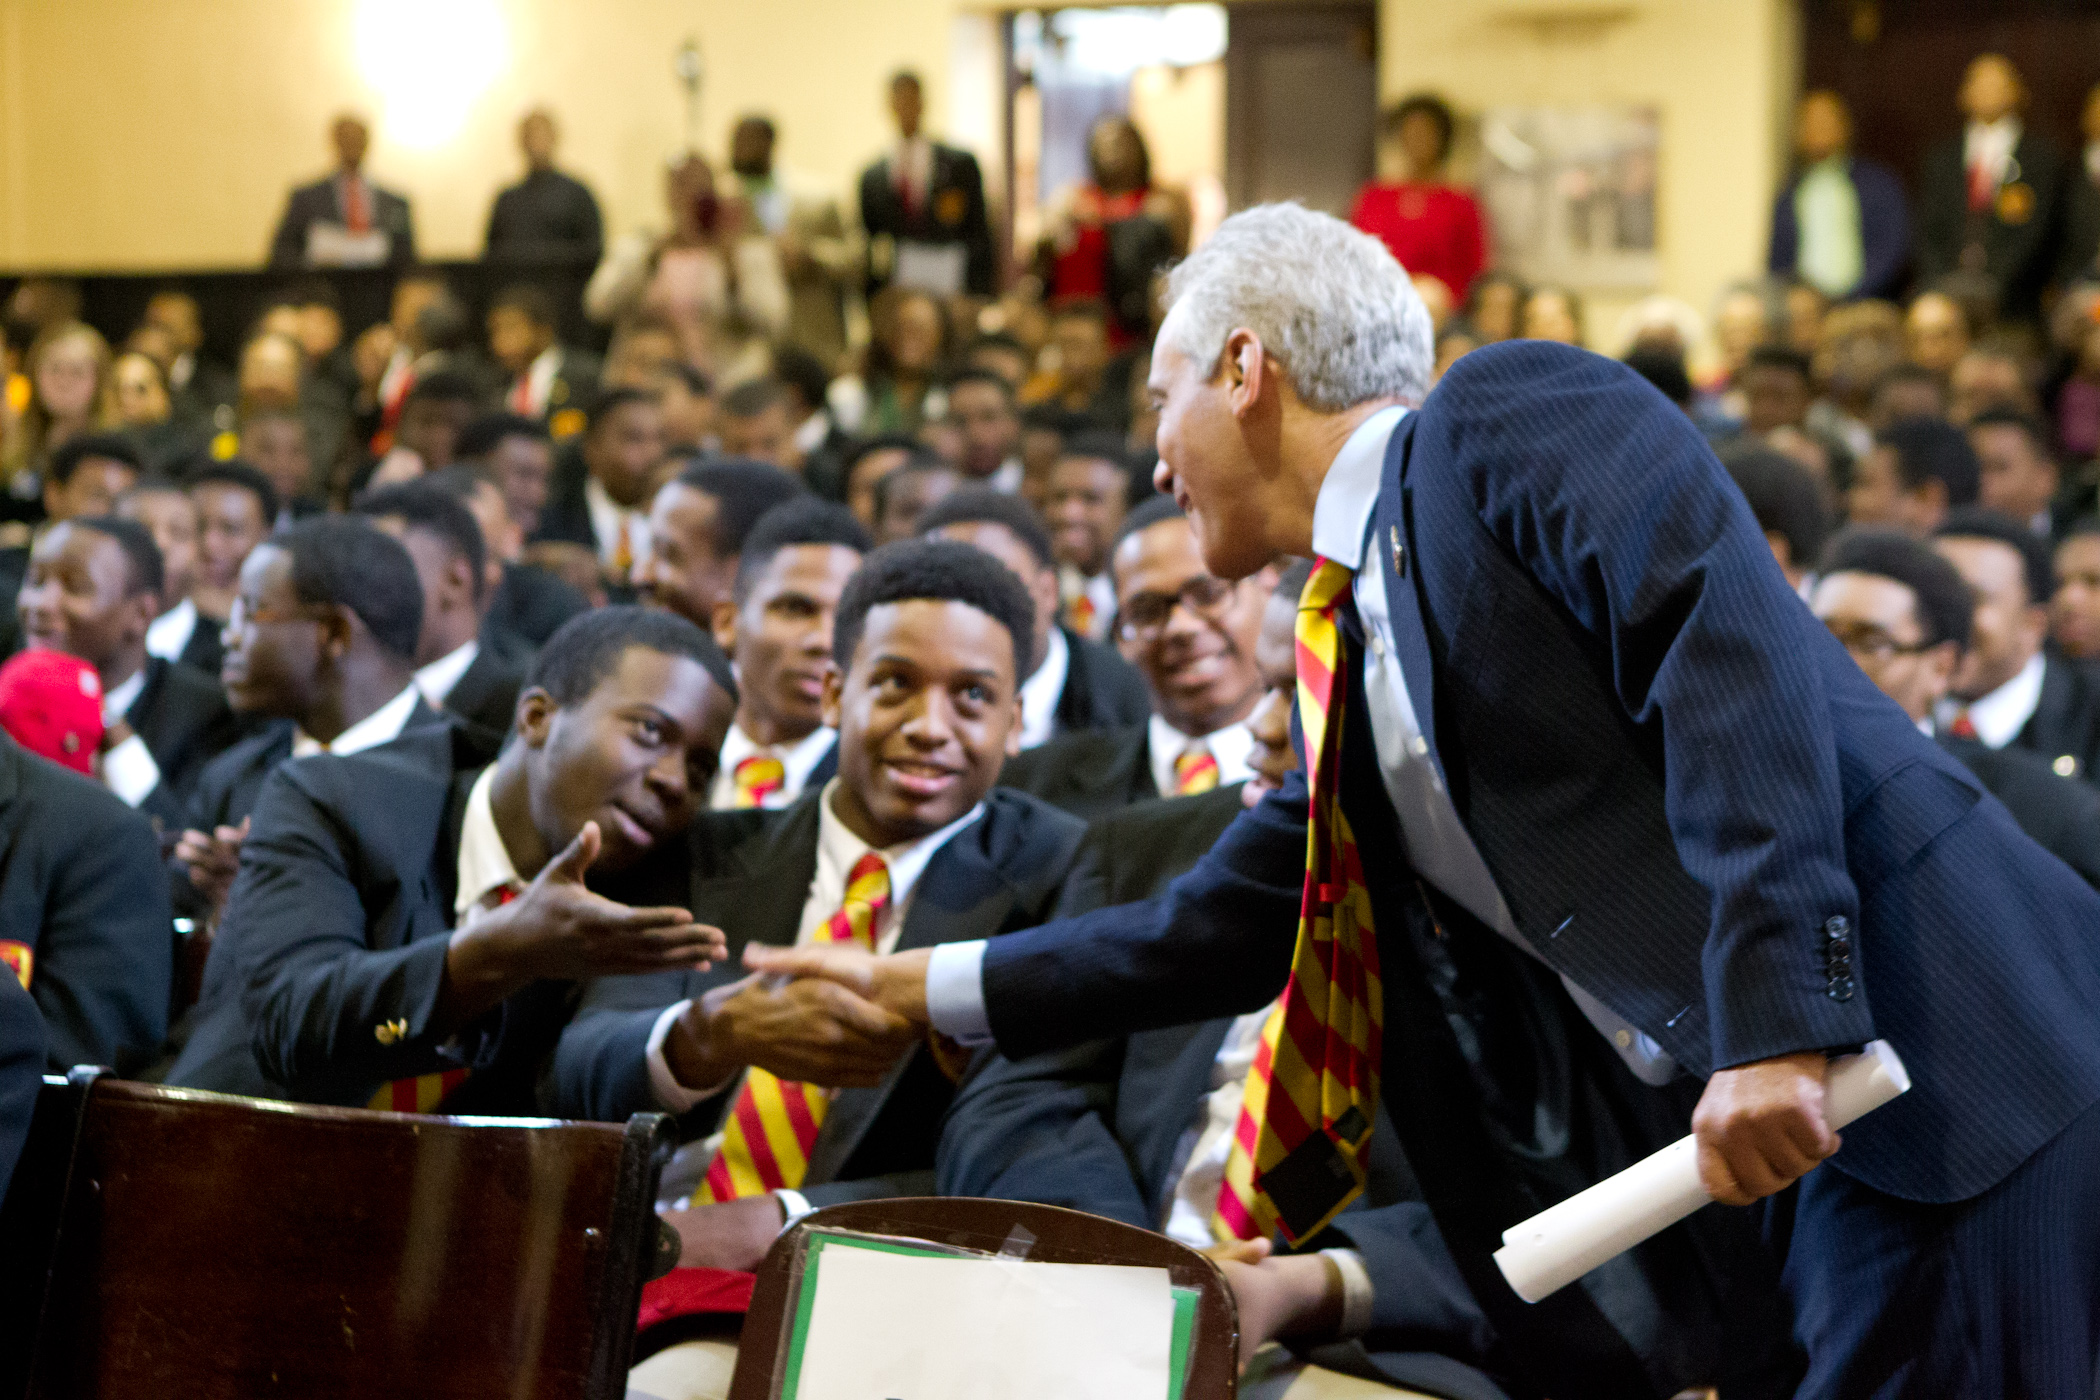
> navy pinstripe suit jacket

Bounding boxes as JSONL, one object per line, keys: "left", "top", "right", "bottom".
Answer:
{"left": 978, "top": 340, "right": 2100, "bottom": 1206}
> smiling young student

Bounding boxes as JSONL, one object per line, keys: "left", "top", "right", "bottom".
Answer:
{"left": 217, "top": 607, "right": 739, "bottom": 1113}
{"left": 550, "top": 538, "right": 1086, "bottom": 1276}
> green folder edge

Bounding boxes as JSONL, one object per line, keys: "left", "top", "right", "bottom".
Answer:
{"left": 775, "top": 1231, "right": 1202, "bottom": 1400}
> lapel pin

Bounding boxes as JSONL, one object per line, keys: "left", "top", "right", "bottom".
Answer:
{"left": 1390, "top": 525, "right": 1407, "bottom": 578}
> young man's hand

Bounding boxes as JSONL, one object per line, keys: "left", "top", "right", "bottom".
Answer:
{"left": 661, "top": 1194, "right": 786, "bottom": 1272}
{"left": 1200, "top": 1239, "right": 1344, "bottom": 1369}
{"left": 664, "top": 969, "right": 921, "bottom": 1091}
{"left": 739, "top": 943, "right": 934, "bottom": 1027}
{"left": 1692, "top": 1050, "right": 1837, "bottom": 1205}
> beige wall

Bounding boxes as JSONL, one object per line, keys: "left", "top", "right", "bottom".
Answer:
{"left": 0, "top": 0, "right": 982, "bottom": 270}
{"left": 1380, "top": 0, "right": 1798, "bottom": 352}
{"left": 0, "top": 0, "right": 1798, "bottom": 333}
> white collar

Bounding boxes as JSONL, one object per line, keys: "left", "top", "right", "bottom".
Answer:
{"left": 102, "top": 665, "right": 146, "bottom": 726}
{"left": 1309, "top": 406, "right": 1410, "bottom": 568}
{"left": 583, "top": 475, "right": 649, "bottom": 568}
{"left": 792, "top": 408, "right": 832, "bottom": 454}
{"left": 1147, "top": 712, "right": 1258, "bottom": 799}
{"left": 1960, "top": 651, "right": 2047, "bottom": 748}
{"left": 814, "top": 776, "right": 983, "bottom": 917}
{"left": 710, "top": 721, "right": 838, "bottom": 808}
{"left": 522, "top": 345, "right": 562, "bottom": 411}
{"left": 145, "top": 597, "right": 200, "bottom": 663}
{"left": 292, "top": 684, "right": 422, "bottom": 759}
{"left": 988, "top": 457, "right": 1024, "bottom": 494}
{"left": 454, "top": 765, "right": 526, "bottom": 919}
{"left": 415, "top": 638, "right": 481, "bottom": 708}
{"left": 1017, "top": 624, "right": 1071, "bottom": 749}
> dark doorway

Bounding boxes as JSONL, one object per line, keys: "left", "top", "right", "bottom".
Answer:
{"left": 1224, "top": 2, "right": 1378, "bottom": 217}
{"left": 1802, "top": 0, "right": 2100, "bottom": 190}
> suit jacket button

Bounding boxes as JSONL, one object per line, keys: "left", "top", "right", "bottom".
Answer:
{"left": 1822, "top": 916, "right": 1850, "bottom": 939}
{"left": 1827, "top": 977, "right": 1855, "bottom": 1003}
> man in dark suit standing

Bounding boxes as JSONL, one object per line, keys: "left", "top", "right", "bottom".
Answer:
{"left": 482, "top": 108, "right": 604, "bottom": 289}
{"left": 486, "top": 284, "right": 601, "bottom": 439}
{"left": 17, "top": 518, "right": 244, "bottom": 830}
{"left": 997, "top": 496, "right": 1269, "bottom": 820}
{"left": 919, "top": 487, "right": 1150, "bottom": 748}
{"left": 551, "top": 541, "right": 1082, "bottom": 1303}
{"left": 1934, "top": 506, "right": 2100, "bottom": 784}
{"left": 758, "top": 207, "right": 2100, "bottom": 1396}
{"left": 218, "top": 608, "right": 737, "bottom": 1113}
{"left": 1916, "top": 53, "right": 2066, "bottom": 322}
{"left": 858, "top": 71, "right": 995, "bottom": 298}
{"left": 1767, "top": 91, "right": 1910, "bottom": 303}
{"left": 356, "top": 483, "right": 531, "bottom": 738}
{"left": 1811, "top": 528, "right": 2100, "bottom": 887}
{"left": 267, "top": 114, "right": 417, "bottom": 271}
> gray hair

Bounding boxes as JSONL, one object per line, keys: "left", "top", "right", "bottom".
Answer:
{"left": 1161, "top": 203, "right": 1433, "bottom": 411}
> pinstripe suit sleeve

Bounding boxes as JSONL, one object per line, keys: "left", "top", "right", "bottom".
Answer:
{"left": 1427, "top": 343, "right": 1877, "bottom": 1069}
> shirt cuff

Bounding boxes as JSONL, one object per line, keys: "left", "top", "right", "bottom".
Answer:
{"left": 1320, "top": 1248, "right": 1375, "bottom": 1340}
{"left": 645, "top": 1000, "right": 714, "bottom": 1113}
{"left": 925, "top": 939, "right": 992, "bottom": 1045}
{"left": 775, "top": 1188, "right": 815, "bottom": 1228}
{"left": 101, "top": 734, "right": 160, "bottom": 808}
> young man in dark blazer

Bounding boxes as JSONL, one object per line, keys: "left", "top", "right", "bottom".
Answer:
{"left": 17, "top": 517, "right": 244, "bottom": 831}
{"left": 549, "top": 540, "right": 1085, "bottom": 1275}
{"left": 997, "top": 496, "right": 1270, "bottom": 820}
{"left": 759, "top": 209, "right": 2100, "bottom": 1395}
{"left": 858, "top": 71, "right": 995, "bottom": 297}
{"left": 1933, "top": 507, "right": 2100, "bottom": 785}
{"left": 357, "top": 482, "right": 531, "bottom": 738}
{"left": 0, "top": 724, "right": 172, "bottom": 1076}
{"left": 919, "top": 486, "right": 1150, "bottom": 748}
{"left": 1915, "top": 54, "right": 2066, "bottom": 322}
{"left": 1811, "top": 528, "right": 2100, "bottom": 888}
{"left": 205, "top": 608, "right": 737, "bottom": 1114}
{"left": 532, "top": 388, "right": 668, "bottom": 592}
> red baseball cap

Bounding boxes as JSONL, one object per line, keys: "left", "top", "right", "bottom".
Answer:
{"left": 0, "top": 650, "right": 104, "bottom": 774}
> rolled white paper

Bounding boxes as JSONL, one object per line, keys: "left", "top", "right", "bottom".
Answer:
{"left": 1493, "top": 1039, "right": 1910, "bottom": 1303}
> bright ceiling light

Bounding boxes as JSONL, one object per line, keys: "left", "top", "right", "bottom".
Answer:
{"left": 354, "top": 0, "right": 508, "bottom": 150}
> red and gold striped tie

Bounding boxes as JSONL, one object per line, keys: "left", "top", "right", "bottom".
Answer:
{"left": 365, "top": 884, "right": 519, "bottom": 1113}
{"left": 733, "top": 754, "right": 787, "bottom": 808}
{"left": 1065, "top": 590, "right": 1098, "bottom": 639}
{"left": 1213, "top": 556, "right": 1382, "bottom": 1244}
{"left": 700, "top": 852, "right": 892, "bottom": 1201}
{"left": 1173, "top": 745, "right": 1219, "bottom": 796}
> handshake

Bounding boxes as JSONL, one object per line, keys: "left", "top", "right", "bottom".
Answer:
{"left": 662, "top": 943, "right": 946, "bottom": 1091}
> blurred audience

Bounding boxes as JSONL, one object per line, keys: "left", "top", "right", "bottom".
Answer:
{"left": 1351, "top": 94, "right": 1486, "bottom": 305}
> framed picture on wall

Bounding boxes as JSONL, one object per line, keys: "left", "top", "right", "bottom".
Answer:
{"left": 1478, "top": 106, "right": 1660, "bottom": 290}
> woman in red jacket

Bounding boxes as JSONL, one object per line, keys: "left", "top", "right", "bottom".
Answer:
{"left": 1349, "top": 93, "right": 1488, "bottom": 304}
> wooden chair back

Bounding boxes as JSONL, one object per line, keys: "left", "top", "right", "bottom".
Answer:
{"left": 726, "top": 1196, "right": 1238, "bottom": 1399}
{"left": 0, "top": 1071, "right": 672, "bottom": 1400}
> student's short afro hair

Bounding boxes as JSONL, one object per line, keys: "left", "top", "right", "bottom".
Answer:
{"left": 832, "top": 538, "right": 1036, "bottom": 683}
{"left": 527, "top": 605, "right": 736, "bottom": 708}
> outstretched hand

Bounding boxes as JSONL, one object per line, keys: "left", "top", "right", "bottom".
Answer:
{"left": 667, "top": 970, "right": 922, "bottom": 1091}
{"left": 1692, "top": 1051, "right": 1837, "bottom": 1205}
{"left": 1200, "top": 1238, "right": 1343, "bottom": 1370}
{"left": 174, "top": 815, "right": 249, "bottom": 916}
{"left": 740, "top": 943, "right": 934, "bottom": 1028}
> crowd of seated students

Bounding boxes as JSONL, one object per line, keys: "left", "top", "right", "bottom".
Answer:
{"left": 7, "top": 47, "right": 2100, "bottom": 1400}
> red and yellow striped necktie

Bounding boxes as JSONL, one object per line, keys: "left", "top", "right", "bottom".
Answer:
{"left": 733, "top": 754, "right": 787, "bottom": 808}
{"left": 1213, "top": 556, "right": 1383, "bottom": 1244}
{"left": 1173, "top": 745, "right": 1219, "bottom": 796}
{"left": 701, "top": 851, "right": 892, "bottom": 1202}
{"left": 1065, "top": 590, "right": 1098, "bottom": 639}
{"left": 366, "top": 884, "right": 521, "bottom": 1113}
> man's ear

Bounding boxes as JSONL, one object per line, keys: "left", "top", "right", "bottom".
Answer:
{"left": 819, "top": 666, "right": 845, "bottom": 730}
{"left": 318, "top": 603, "right": 356, "bottom": 663}
{"left": 447, "top": 556, "right": 477, "bottom": 610}
{"left": 1224, "top": 328, "right": 1268, "bottom": 420}
{"left": 1005, "top": 696, "right": 1025, "bottom": 756}
{"left": 513, "top": 688, "right": 556, "bottom": 748}
{"left": 125, "top": 589, "right": 160, "bottom": 643}
{"left": 710, "top": 597, "right": 739, "bottom": 652}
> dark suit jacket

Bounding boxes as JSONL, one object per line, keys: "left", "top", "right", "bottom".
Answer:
{"left": 858, "top": 144, "right": 996, "bottom": 296}
{"left": 226, "top": 720, "right": 600, "bottom": 1111}
{"left": 446, "top": 629, "right": 533, "bottom": 737}
{"left": 484, "top": 167, "right": 605, "bottom": 272}
{"left": 127, "top": 656, "right": 247, "bottom": 831}
{"left": 1052, "top": 627, "right": 1151, "bottom": 737}
{"left": 1916, "top": 130, "right": 2067, "bottom": 318}
{"left": 1765, "top": 155, "right": 1910, "bottom": 301}
{"left": 530, "top": 443, "right": 597, "bottom": 552}
{"left": 551, "top": 787, "right": 1085, "bottom": 1205}
{"left": 507, "top": 347, "right": 601, "bottom": 429}
{"left": 485, "top": 562, "right": 590, "bottom": 647}
{"left": 1943, "top": 734, "right": 2100, "bottom": 887}
{"left": 174, "top": 614, "right": 226, "bottom": 680}
{"left": 0, "top": 732, "right": 171, "bottom": 1074}
{"left": 2014, "top": 653, "right": 2100, "bottom": 786}
{"left": 268, "top": 174, "right": 417, "bottom": 269}
{"left": 0, "top": 970, "right": 42, "bottom": 1202}
{"left": 973, "top": 340, "right": 2100, "bottom": 1210}
{"left": 996, "top": 722, "right": 1155, "bottom": 822}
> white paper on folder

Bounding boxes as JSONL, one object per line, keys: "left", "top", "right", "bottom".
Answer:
{"left": 791, "top": 1248, "right": 1175, "bottom": 1400}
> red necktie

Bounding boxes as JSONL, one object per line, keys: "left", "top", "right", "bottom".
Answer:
{"left": 1967, "top": 158, "right": 1994, "bottom": 213}
{"left": 1949, "top": 709, "right": 1979, "bottom": 741}
{"left": 509, "top": 374, "right": 536, "bottom": 416}
{"left": 344, "top": 176, "right": 372, "bottom": 233}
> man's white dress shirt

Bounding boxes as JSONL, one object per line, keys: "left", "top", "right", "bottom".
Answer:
{"left": 1016, "top": 626, "right": 1071, "bottom": 750}
{"left": 99, "top": 667, "right": 158, "bottom": 808}
{"left": 414, "top": 639, "right": 480, "bottom": 710}
{"left": 707, "top": 723, "right": 839, "bottom": 811}
{"left": 1940, "top": 652, "right": 2045, "bottom": 749}
{"left": 289, "top": 683, "right": 422, "bottom": 759}
{"left": 1145, "top": 714, "right": 1257, "bottom": 799}
{"left": 584, "top": 476, "right": 649, "bottom": 571}
{"left": 145, "top": 598, "right": 202, "bottom": 665}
